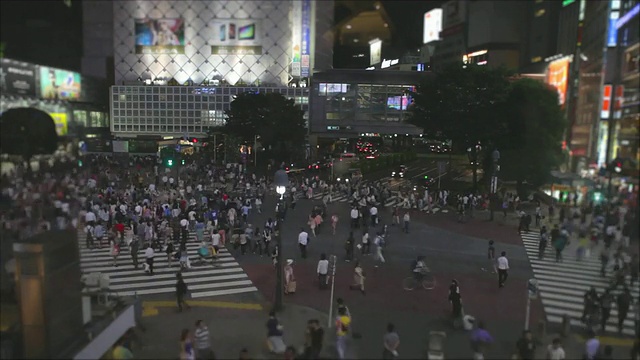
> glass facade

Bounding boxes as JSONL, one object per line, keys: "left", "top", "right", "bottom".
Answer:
{"left": 110, "top": 86, "right": 310, "bottom": 135}
{"left": 316, "top": 83, "right": 414, "bottom": 123}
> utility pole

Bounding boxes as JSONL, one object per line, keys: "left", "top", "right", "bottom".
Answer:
{"left": 327, "top": 254, "right": 337, "bottom": 328}
{"left": 213, "top": 134, "right": 217, "bottom": 164}
{"left": 489, "top": 149, "right": 500, "bottom": 221}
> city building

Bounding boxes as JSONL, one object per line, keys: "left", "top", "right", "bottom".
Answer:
{"left": 99, "top": 0, "right": 333, "bottom": 139}
{"left": 0, "top": 58, "right": 109, "bottom": 142}
{"left": 520, "top": 0, "right": 562, "bottom": 74}
{"left": 432, "top": 0, "right": 528, "bottom": 70}
{"left": 332, "top": 1, "right": 395, "bottom": 69}
{"left": 308, "top": 69, "right": 427, "bottom": 157}
{"left": 614, "top": 1, "right": 639, "bottom": 170}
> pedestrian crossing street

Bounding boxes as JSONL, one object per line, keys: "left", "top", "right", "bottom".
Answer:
{"left": 521, "top": 231, "right": 639, "bottom": 336}
{"left": 78, "top": 231, "right": 258, "bottom": 299}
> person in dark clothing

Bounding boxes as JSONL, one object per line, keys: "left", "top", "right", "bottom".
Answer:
{"left": 303, "top": 319, "right": 324, "bottom": 359}
{"left": 616, "top": 287, "right": 632, "bottom": 333}
{"left": 600, "top": 290, "right": 614, "bottom": 332}
{"left": 582, "top": 287, "right": 599, "bottom": 323}
{"left": 345, "top": 232, "right": 355, "bottom": 262}
{"left": 538, "top": 226, "right": 548, "bottom": 260}
{"left": 448, "top": 279, "right": 462, "bottom": 321}
{"left": 516, "top": 330, "right": 536, "bottom": 360}
{"left": 130, "top": 239, "right": 140, "bottom": 269}
{"left": 176, "top": 272, "right": 190, "bottom": 312}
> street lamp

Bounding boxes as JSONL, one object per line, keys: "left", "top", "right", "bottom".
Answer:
{"left": 273, "top": 169, "right": 289, "bottom": 312}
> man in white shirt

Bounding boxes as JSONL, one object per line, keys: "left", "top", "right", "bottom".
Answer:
{"left": 350, "top": 207, "right": 359, "bottom": 229}
{"left": 298, "top": 228, "right": 309, "bottom": 259}
{"left": 361, "top": 231, "right": 370, "bottom": 255}
{"left": 370, "top": 206, "right": 378, "bottom": 227}
{"left": 211, "top": 230, "right": 221, "bottom": 252}
{"left": 374, "top": 233, "right": 386, "bottom": 265}
{"left": 317, "top": 253, "right": 329, "bottom": 289}
{"left": 144, "top": 245, "right": 155, "bottom": 275}
{"left": 497, "top": 251, "right": 509, "bottom": 288}
{"left": 85, "top": 210, "right": 96, "bottom": 226}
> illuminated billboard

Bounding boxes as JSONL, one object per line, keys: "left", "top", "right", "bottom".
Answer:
{"left": 135, "top": 18, "right": 185, "bottom": 54}
{"left": 423, "top": 8, "right": 443, "bottom": 44}
{"left": 211, "top": 19, "right": 263, "bottom": 55}
{"left": 546, "top": 57, "right": 570, "bottom": 105}
{"left": 39, "top": 66, "right": 81, "bottom": 100}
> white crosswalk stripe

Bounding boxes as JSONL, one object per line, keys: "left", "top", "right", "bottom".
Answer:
{"left": 521, "top": 231, "right": 638, "bottom": 335}
{"left": 78, "top": 231, "right": 258, "bottom": 299}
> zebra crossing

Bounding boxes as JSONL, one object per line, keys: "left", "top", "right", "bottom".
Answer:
{"left": 521, "top": 231, "right": 639, "bottom": 336}
{"left": 78, "top": 231, "right": 258, "bottom": 299}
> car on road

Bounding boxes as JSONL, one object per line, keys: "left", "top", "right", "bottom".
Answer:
{"left": 391, "top": 165, "right": 407, "bottom": 178}
{"left": 336, "top": 168, "right": 362, "bottom": 184}
{"left": 285, "top": 163, "right": 306, "bottom": 174}
{"left": 411, "top": 175, "right": 437, "bottom": 191}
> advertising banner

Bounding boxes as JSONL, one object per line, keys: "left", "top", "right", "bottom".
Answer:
{"left": 135, "top": 18, "right": 185, "bottom": 54}
{"left": 0, "top": 59, "right": 36, "bottom": 96}
{"left": 369, "top": 39, "right": 382, "bottom": 65}
{"left": 39, "top": 66, "right": 81, "bottom": 100}
{"left": 301, "top": 0, "right": 311, "bottom": 77}
{"left": 211, "top": 19, "right": 262, "bottom": 55}
{"left": 49, "top": 112, "right": 68, "bottom": 136}
{"left": 291, "top": 0, "right": 302, "bottom": 77}
{"left": 546, "top": 57, "right": 570, "bottom": 105}
{"left": 423, "top": 9, "right": 443, "bottom": 44}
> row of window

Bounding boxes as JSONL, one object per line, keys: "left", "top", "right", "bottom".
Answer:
{"left": 112, "top": 97, "right": 309, "bottom": 110}
{"left": 112, "top": 86, "right": 310, "bottom": 96}
{"left": 112, "top": 125, "right": 211, "bottom": 133}
{"left": 315, "top": 83, "right": 415, "bottom": 96}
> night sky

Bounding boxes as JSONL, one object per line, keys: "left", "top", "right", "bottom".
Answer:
{"left": 0, "top": 0, "right": 83, "bottom": 71}
{"left": 0, "top": 0, "right": 440, "bottom": 71}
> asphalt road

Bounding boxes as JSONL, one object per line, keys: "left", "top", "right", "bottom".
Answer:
{"left": 236, "top": 190, "right": 544, "bottom": 359}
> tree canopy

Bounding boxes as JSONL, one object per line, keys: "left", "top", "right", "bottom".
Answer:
{"left": 494, "top": 78, "right": 566, "bottom": 187}
{"left": 215, "top": 92, "right": 307, "bottom": 163}
{"left": 408, "top": 63, "right": 567, "bottom": 189}
{"left": 0, "top": 108, "right": 59, "bottom": 161}
{"left": 408, "top": 63, "right": 513, "bottom": 150}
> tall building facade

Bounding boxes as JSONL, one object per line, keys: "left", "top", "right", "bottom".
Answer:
{"left": 101, "top": 0, "right": 334, "bottom": 138}
{"left": 432, "top": 0, "right": 528, "bottom": 70}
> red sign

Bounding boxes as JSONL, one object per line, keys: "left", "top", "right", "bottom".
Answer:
{"left": 614, "top": 85, "right": 624, "bottom": 110}
{"left": 601, "top": 85, "right": 612, "bottom": 119}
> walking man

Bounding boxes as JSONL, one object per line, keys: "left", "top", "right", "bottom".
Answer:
{"left": 616, "top": 286, "right": 632, "bottom": 333}
{"left": 176, "top": 272, "right": 191, "bottom": 312}
{"left": 130, "top": 238, "right": 140, "bottom": 269}
{"left": 144, "top": 244, "right": 155, "bottom": 275}
{"left": 194, "top": 320, "right": 213, "bottom": 359}
{"left": 497, "top": 251, "right": 509, "bottom": 288}
{"left": 317, "top": 254, "right": 329, "bottom": 290}
{"left": 298, "top": 228, "right": 309, "bottom": 259}
{"left": 403, "top": 212, "right": 410, "bottom": 234}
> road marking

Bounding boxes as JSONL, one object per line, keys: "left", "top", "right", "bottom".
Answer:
{"left": 572, "top": 334, "right": 636, "bottom": 347}
{"left": 142, "top": 300, "right": 263, "bottom": 316}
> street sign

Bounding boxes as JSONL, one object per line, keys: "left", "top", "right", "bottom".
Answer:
{"left": 490, "top": 176, "right": 498, "bottom": 194}
{"left": 437, "top": 161, "right": 447, "bottom": 174}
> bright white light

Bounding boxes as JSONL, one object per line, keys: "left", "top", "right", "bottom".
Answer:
{"left": 276, "top": 186, "right": 286, "bottom": 195}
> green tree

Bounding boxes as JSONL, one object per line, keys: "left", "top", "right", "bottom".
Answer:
{"left": 494, "top": 78, "right": 567, "bottom": 190}
{"left": 408, "top": 63, "right": 513, "bottom": 189}
{"left": 0, "top": 108, "right": 58, "bottom": 163}
{"left": 221, "top": 92, "right": 307, "bottom": 163}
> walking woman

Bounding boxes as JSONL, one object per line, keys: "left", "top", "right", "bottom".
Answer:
{"left": 309, "top": 214, "right": 317, "bottom": 237}
{"left": 179, "top": 328, "right": 195, "bottom": 360}
{"left": 110, "top": 238, "right": 120, "bottom": 267}
{"left": 331, "top": 214, "right": 339, "bottom": 235}
{"left": 349, "top": 261, "right": 365, "bottom": 295}
{"left": 284, "top": 259, "right": 296, "bottom": 295}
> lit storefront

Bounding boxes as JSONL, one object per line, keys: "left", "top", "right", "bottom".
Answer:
{"left": 617, "top": 2, "right": 639, "bottom": 172}
{"left": 0, "top": 58, "right": 109, "bottom": 141}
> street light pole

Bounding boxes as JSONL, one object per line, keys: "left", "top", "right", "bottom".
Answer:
{"left": 489, "top": 149, "right": 500, "bottom": 222}
{"left": 273, "top": 169, "right": 289, "bottom": 312}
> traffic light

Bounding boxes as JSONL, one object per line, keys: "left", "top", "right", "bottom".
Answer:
{"left": 424, "top": 175, "right": 429, "bottom": 179}
{"left": 166, "top": 159, "right": 173, "bottom": 167}
{"left": 181, "top": 159, "right": 185, "bottom": 165}
{"left": 609, "top": 158, "right": 622, "bottom": 174}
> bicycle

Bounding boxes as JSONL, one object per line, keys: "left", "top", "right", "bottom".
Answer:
{"left": 403, "top": 269, "right": 436, "bottom": 290}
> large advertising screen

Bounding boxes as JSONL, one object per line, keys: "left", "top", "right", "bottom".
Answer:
{"left": 546, "top": 57, "right": 570, "bottom": 105}
{"left": 423, "top": 8, "right": 443, "bottom": 44}
{"left": 135, "top": 18, "right": 185, "bottom": 54}
{"left": 211, "top": 19, "right": 262, "bottom": 55}
{"left": 39, "top": 66, "right": 81, "bottom": 100}
{"left": 0, "top": 59, "right": 36, "bottom": 96}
